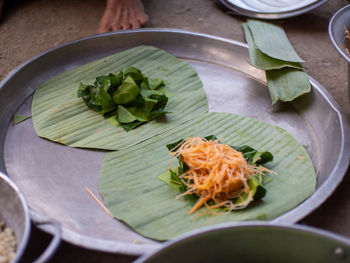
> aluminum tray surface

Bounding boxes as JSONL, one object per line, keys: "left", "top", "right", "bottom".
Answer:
{"left": 0, "top": 29, "right": 349, "bottom": 255}
{"left": 221, "top": 0, "right": 327, "bottom": 19}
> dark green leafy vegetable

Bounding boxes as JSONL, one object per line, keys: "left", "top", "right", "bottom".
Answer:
{"left": 232, "top": 145, "right": 273, "bottom": 166}
{"left": 78, "top": 66, "right": 169, "bottom": 131}
{"left": 159, "top": 135, "right": 273, "bottom": 213}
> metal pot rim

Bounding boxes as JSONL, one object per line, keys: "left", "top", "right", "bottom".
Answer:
{"left": 0, "top": 172, "right": 31, "bottom": 263}
{"left": 135, "top": 221, "right": 350, "bottom": 263}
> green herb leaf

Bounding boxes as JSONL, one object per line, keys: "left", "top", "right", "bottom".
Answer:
{"left": 166, "top": 138, "right": 185, "bottom": 152}
{"left": 204, "top": 135, "right": 218, "bottom": 141}
{"left": 232, "top": 145, "right": 273, "bottom": 166}
{"left": 117, "top": 105, "right": 136, "bottom": 123}
{"left": 123, "top": 67, "right": 144, "bottom": 85}
{"left": 77, "top": 83, "right": 102, "bottom": 112}
{"left": 112, "top": 76, "right": 140, "bottom": 105}
{"left": 144, "top": 98, "right": 158, "bottom": 114}
{"left": 166, "top": 135, "right": 218, "bottom": 152}
{"left": 140, "top": 88, "right": 164, "bottom": 98}
{"left": 158, "top": 170, "right": 185, "bottom": 192}
{"left": 100, "top": 86, "right": 115, "bottom": 112}
{"left": 124, "top": 106, "right": 149, "bottom": 122}
{"left": 236, "top": 175, "right": 267, "bottom": 204}
{"left": 119, "top": 120, "right": 144, "bottom": 131}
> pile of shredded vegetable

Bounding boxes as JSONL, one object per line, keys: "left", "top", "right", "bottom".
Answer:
{"left": 170, "top": 137, "right": 265, "bottom": 214}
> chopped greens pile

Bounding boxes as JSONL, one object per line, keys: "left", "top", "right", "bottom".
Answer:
{"left": 242, "top": 19, "right": 311, "bottom": 104}
{"left": 158, "top": 135, "right": 273, "bottom": 211}
{"left": 78, "top": 66, "right": 169, "bottom": 131}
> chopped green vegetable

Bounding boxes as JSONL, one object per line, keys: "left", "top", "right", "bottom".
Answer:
{"left": 78, "top": 66, "right": 169, "bottom": 131}
{"left": 32, "top": 46, "right": 207, "bottom": 150}
{"left": 232, "top": 145, "right": 273, "bottom": 166}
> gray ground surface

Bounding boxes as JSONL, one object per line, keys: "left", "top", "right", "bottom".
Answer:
{"left": 1, "top": 0, "right": 350, "bottom": 262}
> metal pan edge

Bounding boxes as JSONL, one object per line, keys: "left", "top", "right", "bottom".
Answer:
{"left": 1, "top": 28, "right": 349, "bottom": 255}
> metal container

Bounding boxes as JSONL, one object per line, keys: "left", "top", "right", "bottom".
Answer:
{"left": 329, "top": 4, "right": 350, "bottom": 100}
{"left": 0, "top": 29, "right": 349, "bottom": 255}
{"left": 0, "top": 172, "right": 61, "bottom": 262}
{"left": 135, "top": 222, "right": 350, "bottom": 263}
{"left": 220, "top": 0, "right": 327, "bottom": 19}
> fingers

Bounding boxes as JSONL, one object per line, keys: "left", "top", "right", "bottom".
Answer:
{"left": 118, "top": 3, "right": 130, "bottom": 30}
{"left": 136, "top": 10, "right": 148, "bottom": 27}
{"left": 98, "top": 12, "right": 113, "bottom": 33}
{"left": 133, "top": 0, "right": 148, "bottom": 27}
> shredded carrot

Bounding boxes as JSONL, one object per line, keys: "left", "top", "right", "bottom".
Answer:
{"left": 170, "top": 137, "right": 264, "bottom": 214}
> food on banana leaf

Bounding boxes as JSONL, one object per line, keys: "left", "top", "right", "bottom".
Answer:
{"left": 78, "top": 66, "right": 169, "bottom": 131}
{"left": 99, "top": 112, "right": 316, "bottom": 240}
{"left": 159, "top": 136, "right": 273, "bottom": 215}
{"left": 32, "top": 46, "right": 208, "bottom": 150}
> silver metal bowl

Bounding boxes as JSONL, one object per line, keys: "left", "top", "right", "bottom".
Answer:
{"left": 135, "top": 222, "right": 350, "bottom": 263}
{"left": 0, "top": 172, "right": 61, "bottom": 262}
{"left": 0, "top": 172, "right": 30, "bottom": 262}
{"left": 329, "top": 4, "right": 350, "bottom": 100}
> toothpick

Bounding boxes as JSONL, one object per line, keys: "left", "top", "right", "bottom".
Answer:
{"left": 85, "top": 186, "right": 113, "bottom": 218}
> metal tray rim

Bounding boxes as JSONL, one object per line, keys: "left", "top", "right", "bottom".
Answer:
{"left": 1, "top": 28, "right": 349, "bottom": 255}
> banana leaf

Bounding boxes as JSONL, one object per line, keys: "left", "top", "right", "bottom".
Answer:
{"left": 246, "top": 19, "right": 304, "bottom": 63}
{"left": 99, "top": 112, "right": 316, "bottom": 240}
{"left": 266, "top": 68, "right": 311, "bottom": 104}
{"left": 32, "top": 46, "right": 208, "bottom": 150}
{"left": 13, "top": 114, "right": 31, "bottom": 125}
{"left": 242, "top": 23, "right": 303, "bottom": 70}
{"left": 242, "top": 20, "right": 311, "bottom": 104}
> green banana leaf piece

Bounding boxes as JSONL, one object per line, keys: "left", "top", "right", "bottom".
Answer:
{"left": 242, "top": 20, "right": 311, "bottom": 104}
{"left": 99, "top": 112, "right": 316, "bottom": 240}
{"left": 266, "top": 68, "right": 311, "bottom": 104}
{"left": 242, "top": 23, "right": 303, "bottom": 70}
{"left": 246, "top": 19, "right": 304, "bottom": 63}
{"left": 32, "top": 46, "right": 208, "bottom": 150}
{"left": 13, "top": 114, "right": 31, "bottom": 125}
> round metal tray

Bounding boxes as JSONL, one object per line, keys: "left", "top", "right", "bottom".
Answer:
{"left": 220, "top": 0, "right": 328, "bottom": 19}
{"left": 0, "top": 29, "right": 349, "bottom": 255}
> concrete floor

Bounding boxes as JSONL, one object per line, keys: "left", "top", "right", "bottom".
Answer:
{"left": 1, "top": 0, "right": 350, "bottom": 262}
